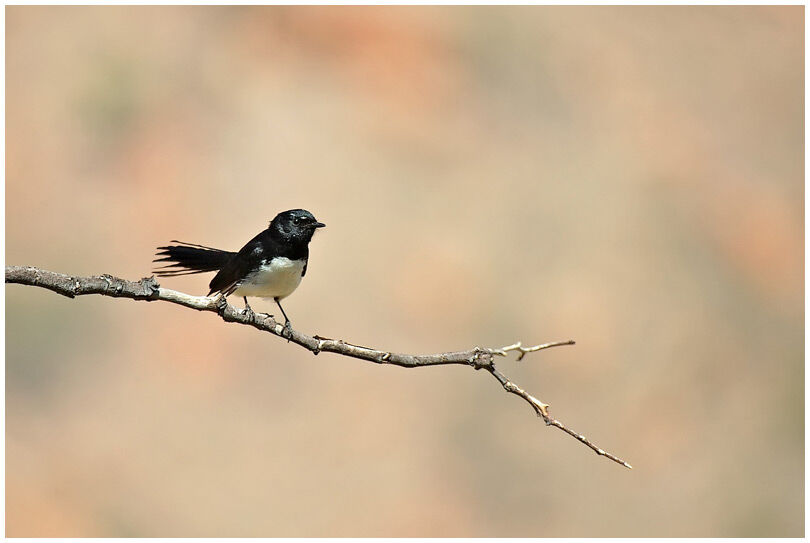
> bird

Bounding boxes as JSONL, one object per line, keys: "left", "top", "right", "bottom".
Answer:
{"left": 153, "top": 209, "right": 325, "bottom": 331}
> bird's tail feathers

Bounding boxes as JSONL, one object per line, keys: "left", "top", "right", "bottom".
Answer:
{"left": 153, "top": 241, "right": 235, "bottom": 277}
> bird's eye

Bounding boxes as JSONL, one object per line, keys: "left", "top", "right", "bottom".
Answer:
{"left": 293, "top": 217, "right": 301, "bottom": 224}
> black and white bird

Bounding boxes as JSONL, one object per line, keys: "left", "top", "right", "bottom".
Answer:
{"left": 153, "top": 209, "right": 325, "bottom": 329}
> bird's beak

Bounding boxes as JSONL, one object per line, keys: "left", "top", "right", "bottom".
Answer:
{"left": 314, "top": 222, "right": 326, "bottom": 228}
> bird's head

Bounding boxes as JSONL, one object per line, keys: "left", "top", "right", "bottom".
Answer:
{"left": 270, "top": 209, "right": 326, "bottom": 243}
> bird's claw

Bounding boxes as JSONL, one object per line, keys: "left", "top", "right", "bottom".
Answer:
{"left": 241, "top": 305, "right": 256, "bottom": 322}
{"left": 215, "top": 294, "right": 228, "bottom": 315}
{"left": 282, "top": 320, "right": 293, "bottom": 341}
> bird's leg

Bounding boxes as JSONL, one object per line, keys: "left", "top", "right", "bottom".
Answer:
{"left": 275, "top": 297, "right": 292, "bottom": 337}
{"left": 242, "top": 296, "right": 255, "bottom": 321}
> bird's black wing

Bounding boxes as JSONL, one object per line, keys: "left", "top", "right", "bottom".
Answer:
{"left": 207, "top": 233, "right": 271, "bottom": 296}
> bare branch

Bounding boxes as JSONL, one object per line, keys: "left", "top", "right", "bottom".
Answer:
{"left": 5, "top": 265, "right": 631, "bottom": 469}
{"left": 499, "top": 340, "right": 576, "bottom": 361}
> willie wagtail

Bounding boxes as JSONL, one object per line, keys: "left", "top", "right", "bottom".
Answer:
{"left": 153, "top": 209, "right": 325, "bottom": 329}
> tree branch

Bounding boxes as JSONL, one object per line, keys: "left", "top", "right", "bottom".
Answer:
{"left": 5, "top": 265, "right": 632, "bottom": 469}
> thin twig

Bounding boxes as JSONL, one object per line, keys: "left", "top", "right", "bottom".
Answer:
{"left": 499, "top": 340, "right": 576, "bottom": 361}
{"left": 5, "top": 265, "right": 631, "bottom": 469}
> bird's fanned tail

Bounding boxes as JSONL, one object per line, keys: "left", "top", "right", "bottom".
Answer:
{"left": 153, "top": 241, "right": 236, "bottom": 277}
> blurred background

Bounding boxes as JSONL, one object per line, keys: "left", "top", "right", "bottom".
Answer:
{"left": 5, "top": 6, "right": 803, "bottom": 537}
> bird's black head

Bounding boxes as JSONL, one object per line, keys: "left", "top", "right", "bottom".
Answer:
{"left": 270, "top": 209, "right": 326, "bottom": 243}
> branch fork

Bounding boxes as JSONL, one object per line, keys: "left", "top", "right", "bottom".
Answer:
{"left": 5, "top": 265, "right": 631, "bottom": 469}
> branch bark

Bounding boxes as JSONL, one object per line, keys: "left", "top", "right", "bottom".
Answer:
{"left": 6, "top": 265, "right": 632, "bottom": 469}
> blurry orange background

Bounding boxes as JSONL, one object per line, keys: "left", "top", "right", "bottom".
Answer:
{"left": 5, "top": 6, "right": 803, "bottom": 537}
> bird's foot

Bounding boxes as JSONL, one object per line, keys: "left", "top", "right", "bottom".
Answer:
{"left": 215, "top": 294, "right": 229, "bottom": 315}
{"left": 282, "top": 320, "right": 293, "bottom": 341}
{"left": 241, "top": 303, "right": 256, "bottom": 322}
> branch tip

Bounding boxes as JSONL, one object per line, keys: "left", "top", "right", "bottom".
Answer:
{"left": 501, "top": 339, "right": 576, "bottom": 361}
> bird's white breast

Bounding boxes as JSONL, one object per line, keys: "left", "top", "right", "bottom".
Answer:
{"left": 232, "top": 257, "right": 305, "bottom": 300}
